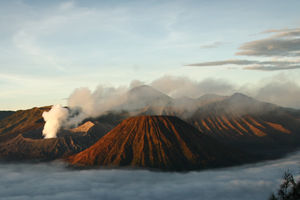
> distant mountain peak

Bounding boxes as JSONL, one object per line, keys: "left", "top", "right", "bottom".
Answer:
{"left": 231, "top": 92, "right": 252, "bottom": 99}
{"left": 119, "top": 85, "right": 172, "bottom": 112}
{"left": 129, "top": 85, "right": 169, "bottom": 97}
{"left": 129, "top": 85, "right": 153, "bottom": 92}
{"left": 197, "top": 93, "right": 227, "bottom": 106}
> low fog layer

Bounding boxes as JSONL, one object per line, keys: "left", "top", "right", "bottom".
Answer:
{"left": 1, "top": 151, "right": 300, "bottom": 200}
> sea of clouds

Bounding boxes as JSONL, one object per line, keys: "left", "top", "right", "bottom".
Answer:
{"left": 0, "top": 151, "right": 300, "bottom": 200}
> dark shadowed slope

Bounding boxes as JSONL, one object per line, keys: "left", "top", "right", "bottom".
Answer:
{"left": 68, "top": 116, "right": 250, "bottom": 171}
{"left": 188, "top": 93, "right": 300, "bottom": 157}
{"left": 0, "top": 111, "right": 15, "bottom": 121}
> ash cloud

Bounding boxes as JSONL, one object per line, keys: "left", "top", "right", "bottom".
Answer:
{"left": 0, "top": 150, "right": 299, "bottom": 200}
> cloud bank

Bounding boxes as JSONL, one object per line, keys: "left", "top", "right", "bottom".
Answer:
{"left": 251, "top": 78, "right": 300, "bottom": 108}
{"left": 151, "top": 76, "right": 234, "bottom": 98}
{"left": 67, "top": 86, "right": 128, "bottom": 117}
{"left": 237, "top": 28, "right": 300, "bottom": 57}
{"left": 187, "top": 27, "right": 300, "bottom": 71}
{"left": 42, "top": 74, "right": 300, "bottom": 138}
{"left": 186, "top": 59, "right": 300, "bottom": 71}
{"left": 0, "top": 150, "right": 299, "bottom": 200}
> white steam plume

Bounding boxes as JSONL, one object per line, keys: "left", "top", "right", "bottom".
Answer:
{"left": 41, "top": 75, "right": 300, "bottom": 139}
{"left": 68, "top": 86, "right": 128, "bottom": 117}
{"left": 42, "top": 105, "right": 69, "bottom": 139}
{"left": 41, "top": 86, "right": 128, "bottom": 139}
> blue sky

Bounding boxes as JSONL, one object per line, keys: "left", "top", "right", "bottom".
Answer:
{"left": 1, "top": 0, "right": 300, "bottom": 110}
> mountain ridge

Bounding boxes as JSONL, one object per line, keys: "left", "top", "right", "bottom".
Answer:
{"left": 67, "top": 115, "right": 252, "bottom": 171}
{"left": 1, "top": 89, "right": 300, "bottom": 169}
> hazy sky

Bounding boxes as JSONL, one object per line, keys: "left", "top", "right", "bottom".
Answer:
{"left": 1, "top": 0, "right": 300, "bottom": 110}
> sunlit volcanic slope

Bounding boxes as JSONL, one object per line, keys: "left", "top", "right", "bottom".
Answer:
{"left": 0, "top": 120, "right": 114, "bottom": 161}
{"left": 0, "top": 106, "right": 50, "bottom": 142}
{"left": 188, "top": 93, "right": 300, "bottom": 156}
{"left": 68, "top": 116, "right": 250, "bottom": 171}
{"left": 0, "top": 107, "right": 115, "bottom": 161}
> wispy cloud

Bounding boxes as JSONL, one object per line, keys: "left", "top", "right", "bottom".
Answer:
{"left": 244, "top": 65, "right": 300, "bottom": 71}
{"left": 200, "top": 41, "right": 223, "bottom": 49}
{"left": 186, "top": 59, "right": 300, "bottom": 71}
{"left": 236, "top": 28, "right": 300, "bottom": 68}
{"left": 186, "top": 59, "right": 257, "bottom": 66}
{"left": 12, "top": 30, "right": 66, "bottom": 72}
{"left": 261, "top": 28, "right": 300, "bottom": 38}
{"left": 236, "top": 38, "right": 300, "bottom": 57}
{"left": 186, "top": 27, "right": 300, "bottom": 71}
{"left": 59, "top": 1, "right": 75, "bottom": 10}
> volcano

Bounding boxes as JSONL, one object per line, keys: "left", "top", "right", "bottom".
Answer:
{"left": 1, "top": 91, "right": 299, "bottom": 167}
{"left": 117, "top": 85, "right": 173, "bottom": 112}
{"left": 0, "top": 107, "right": 115, "bottom": 161}
{"left": 187, "top": 93, "right": 300, "bottom": 157}
{"left": 68, "top": 116, "right": 249, "bottom": 171}
{"left": 0, "top": 106, "right": 50, "bottom": 142}
{"left": 0, "top": 111, "right": 15, "bottom": 121}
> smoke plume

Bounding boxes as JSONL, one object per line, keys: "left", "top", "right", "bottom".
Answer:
{"left": 151, "top": 76, "right": 234, "bottom": 98}
{"left": 68, "top": 86, "right": 128, "bottom": 117}
{"left": 42, "top": 75, "right": 300, "bottom": 139}
{"left": 42, "top": 105, "right": 69, "bottom": 138}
